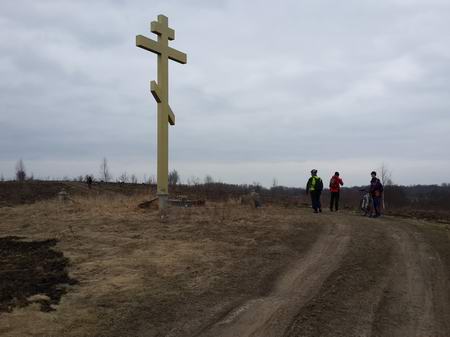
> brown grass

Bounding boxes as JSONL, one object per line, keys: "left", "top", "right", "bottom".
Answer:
{"left": 0, "top": 194, "right": 324, "bottom": 337}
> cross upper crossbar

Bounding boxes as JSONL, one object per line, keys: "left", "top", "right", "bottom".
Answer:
{"left": 151, "top": 20, "right": 175, "bottom": 41}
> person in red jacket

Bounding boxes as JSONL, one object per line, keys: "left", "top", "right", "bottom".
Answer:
{"left": 329, "top": 172, "right": 344, "bottom": 211}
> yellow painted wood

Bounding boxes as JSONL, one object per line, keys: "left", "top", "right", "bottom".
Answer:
{"left": 136, "top": 14, "right": 186, "bottom": 203}
{"left": 168, "top": 105, "right": 175, "bottom": 126}
{"left": 136, "top": 35, "right": 187, "bottom": 64}
{"left": 150, "top": 80, "right": 162, "bottom": 103}
{"left": 151, "top": 21, "right": 175, "bottom": 40}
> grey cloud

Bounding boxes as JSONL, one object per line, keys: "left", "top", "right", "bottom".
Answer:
{"left": 1, "top": 0, "right": 449, "bottom": 185}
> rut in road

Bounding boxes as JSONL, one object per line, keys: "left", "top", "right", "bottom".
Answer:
{"left": 195, "top": 220, "right": 351, "bottom": 337}
{"left": 285, "top": 216, "right": 450, "bottom": 337}
{"left": 194, "top": 215, "right": 450, "bottom": 337}
{"left": 371, "top": 221, "right": 450, "bottom": 337}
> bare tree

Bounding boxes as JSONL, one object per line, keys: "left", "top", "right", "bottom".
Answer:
{"left": 130, "top": 174, "right": 138, "bottom": 184}
{"left": 15, "top": 159, "right": 26, "bottom": 182}
{"left": 168, "top": 169, "right": 180, "bottom": 186}
{"left": 146, "top": 175, "right": 156, "bottom": 185}
{"left": 187, "top": 176, "right": 200, "bottom": 186}
{"left": 272, "top": 177, "right": 278, "bottom": 188}
{"left": 380, "top": 163, "right": 393, "bottom": 186}
{"left": 204, "top": 174, "right": 214, "bottom": 184}
{"left": 252, "top": 181, "right": 262, "bottom": 193}
{"left": 99, "top": 157, "right": 112, "bottom": 182}
{"left": 379, "top": 163, "right": 394, "bottom": 210}
{"left": 117, "top": 172, "right": 129, "bottom": 183}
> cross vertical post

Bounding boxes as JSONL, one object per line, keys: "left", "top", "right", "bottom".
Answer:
{"left": 136, "top": 14, "right": 187, "bottom": 209}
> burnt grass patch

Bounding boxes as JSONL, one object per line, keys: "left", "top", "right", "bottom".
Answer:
{"left": 0, "top": 236, "right": 78, "bottom": 313}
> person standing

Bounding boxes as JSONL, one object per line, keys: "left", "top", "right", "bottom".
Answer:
{"left": 86, "top": 175, "right": 93, "bottom": 189}
{"left": 329, "top": 172, "right": 344, "bottom": 211}
{"left": 306, "top": 169, "right": 323, "bottom": 213}
{"left": 369, "top": 171, "right": 383, "bottom": 217}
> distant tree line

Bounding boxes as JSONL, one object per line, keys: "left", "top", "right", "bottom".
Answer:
{"left": 3, "top": 159, "right": 450, "bottom": 212}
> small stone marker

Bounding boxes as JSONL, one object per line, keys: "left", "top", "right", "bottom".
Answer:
{"left": 58, "top": 189, "right": 69, "bottom": 202}
{"left": 136, "top": 15, "right": 187, "bottom": 209}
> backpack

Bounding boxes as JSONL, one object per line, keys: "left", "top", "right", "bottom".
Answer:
{"left": 316, "top": 177, "right": 323, "bottom": 192}
{"left": 309, "top": 176, "right": 323, "bottom": 192}
{"left": 330, "top": 177, "right": 339, "bottom": 190}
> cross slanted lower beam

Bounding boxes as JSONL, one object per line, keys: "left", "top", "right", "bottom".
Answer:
{"left": 150, "top": 80, "right": 175, "bottom": 125}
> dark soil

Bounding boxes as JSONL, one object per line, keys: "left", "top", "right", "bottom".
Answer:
{"left": 385, "top": 209, "right": 450, "bottom": 224}
{"left": 0, "top": 181, "right": 154, "bottom": 207}
{"left": 0, "top": 236, "right": 78, "bottom": 313}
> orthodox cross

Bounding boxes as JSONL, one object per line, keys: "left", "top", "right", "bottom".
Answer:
{"left": 136, "top": 14, "right": 187, "bottom": 209}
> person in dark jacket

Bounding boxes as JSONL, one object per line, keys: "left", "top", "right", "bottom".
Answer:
{"left": 306, "top": 169, "right": 323, "bottom": 213}
{"left": 369, "top": 171, "right": 383, "bottom": 217}
{"left": 329, "top": 172, "right": 344, "bottom": 211}
{"left": 86, "top": 175, "right": 93, "bottom": 189}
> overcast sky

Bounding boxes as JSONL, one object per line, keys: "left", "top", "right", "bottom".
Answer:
{"left": 1, "top": 0, "right": 449, "bottom": 187}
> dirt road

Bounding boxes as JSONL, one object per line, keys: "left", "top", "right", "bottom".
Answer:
{"left": 0, "top": 197, "right": 449, "bottom": 337}
{"left": 194, "top": 214, "right": 450, "bottom": 337}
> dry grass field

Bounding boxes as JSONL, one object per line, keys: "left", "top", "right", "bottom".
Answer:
{"left": 0, "top": 187, "right": 449, "bottom": 337}
{"left": 0, "top": 193, "right": 324, "bottom": 337}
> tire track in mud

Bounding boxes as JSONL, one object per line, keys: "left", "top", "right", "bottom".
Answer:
{"left": 195, "top": 215, "right": 450, "bottom": 337}
{"left": 195, "top": 219, "right": 352, "bottom": 337}
{"left": 285, "top": 217, "right": 395, "bottom": 337}
{"left": 371, "top": 221, "right": 450, "bottom": 337}
{"left": 286, "top": 216, "right": 450, "bottom": 337}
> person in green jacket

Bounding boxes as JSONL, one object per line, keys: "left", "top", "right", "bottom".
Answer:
{"left": 306, "top": 169, "right": 323, "bottom": 213}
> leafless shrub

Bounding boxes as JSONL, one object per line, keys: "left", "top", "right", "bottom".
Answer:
{"left": 272, "top": 178, "right": 278, "bottom": 188}
{"left": 131, "top": 174, "right": 138, "bottom": 184}
{"left": 147, "top": 175, "right": 156, "bottom": 185}
{"left": 15, "top": 159, "right": 26, "bottom": 182}
{"left": 118, "top": 172, "right": 129, "bottom": 183}
{"left": 204, "top": 175, "right": 214, "bottom": 184}
{"left": 168, "top": 169, "right": 179, "bottom": 186}
{"left": 187, "top": 176, "right": 200, "bottom": 186}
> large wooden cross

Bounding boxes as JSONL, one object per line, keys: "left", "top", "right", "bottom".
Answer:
{"left": 136, "top": 15, "right": 187, "bottom": 209}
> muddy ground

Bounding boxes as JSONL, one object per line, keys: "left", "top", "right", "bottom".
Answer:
{"left": 0, "top": 193, "right": 449, "bottom": 337}
{"left": 0, "top": 236, "right": 77, "bottom": 313}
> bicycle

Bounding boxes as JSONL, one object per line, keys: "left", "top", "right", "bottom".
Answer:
{"left": 359, "top": 189, "right": 372, "bottom": 216}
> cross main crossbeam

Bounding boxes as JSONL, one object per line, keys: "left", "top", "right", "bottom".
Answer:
{"left": 136, "top": 35, "right": 187, "bottom": 64}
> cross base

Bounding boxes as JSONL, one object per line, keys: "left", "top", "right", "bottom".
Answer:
{"left": 157, "top": 193, "right": 169, "bottom": 210}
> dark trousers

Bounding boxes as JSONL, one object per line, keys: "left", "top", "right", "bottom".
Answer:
{"left": 372, "top": 196, "right": 381, "bottom": 216}
{"left": 330, "top": 192, "right": 340, "bottom": 211}
{"left": 310, "top": 191, "right": 322, "bottom": 212}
